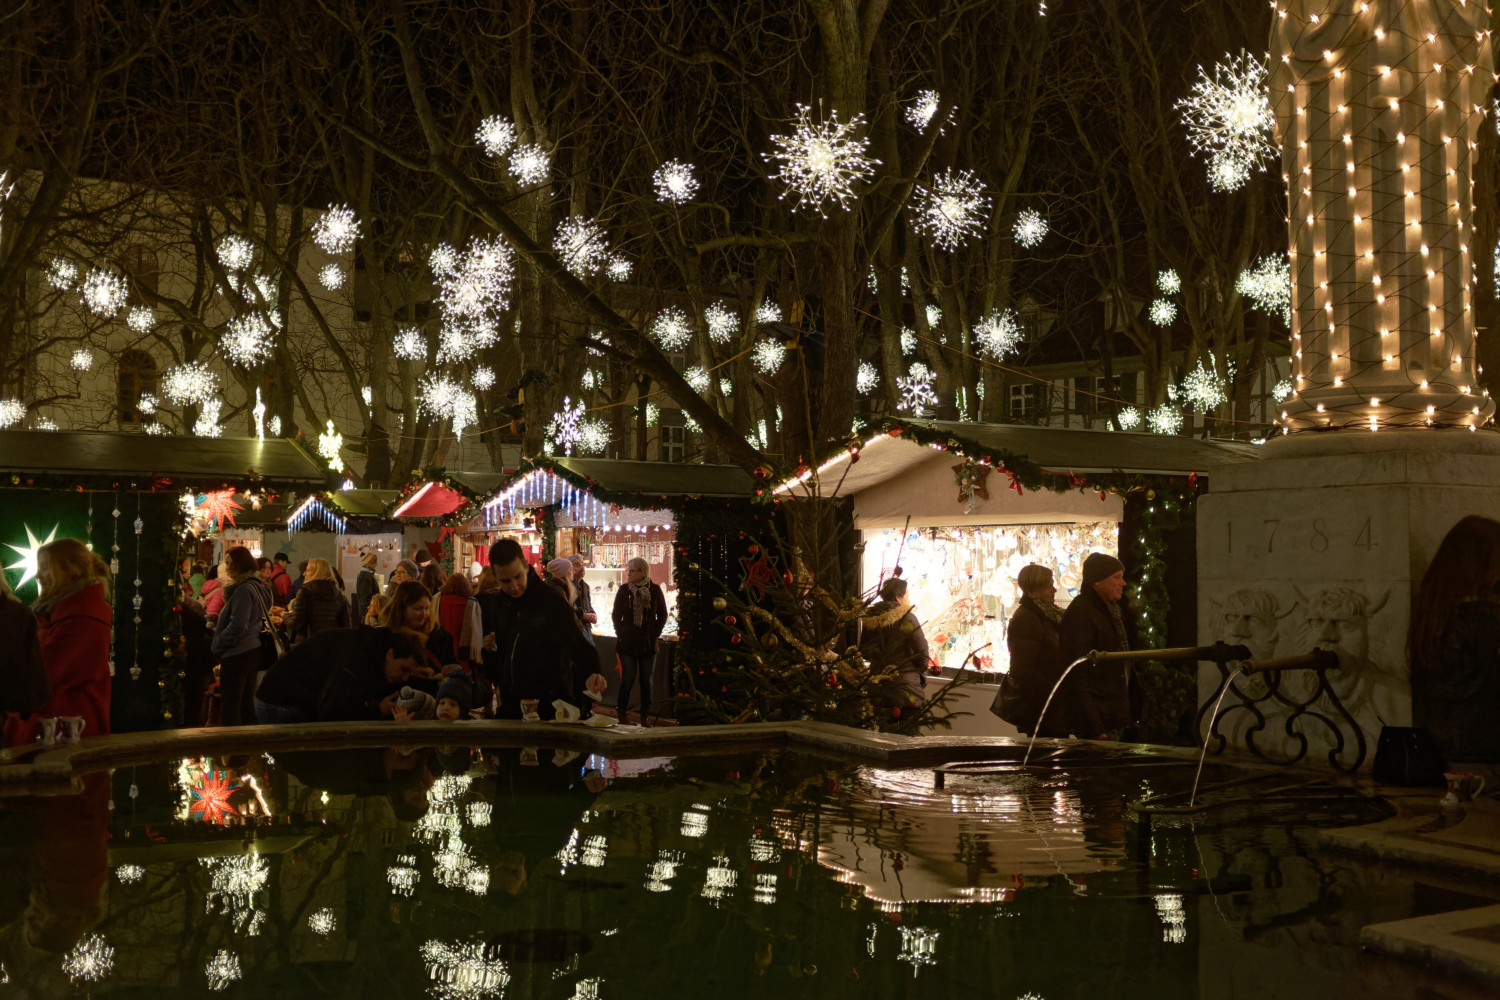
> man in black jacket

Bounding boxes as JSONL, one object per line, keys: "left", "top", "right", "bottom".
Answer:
{"left": 475, "top": 539, "right": 606, "bottom": 719}
{"left": 254, "top": 626, "right": 425, "bottom": 723}
{"left": 1058, "top": 552, "right": 1134, "bottom": 739}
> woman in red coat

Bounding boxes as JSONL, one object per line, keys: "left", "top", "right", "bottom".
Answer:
{"left": 2, "top": 538, "right": 113, "bottom": 747}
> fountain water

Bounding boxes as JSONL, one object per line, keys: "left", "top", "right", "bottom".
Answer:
{"left": 1190, "top": 666, "right": 1245, "bottom": 807}
{"left": 1021, "top": 656, "right": 1091, "bottom": 767}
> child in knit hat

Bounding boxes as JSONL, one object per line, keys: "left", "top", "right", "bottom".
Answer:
{"left": 436, "top": 670, "right": 475, "bottom": 720}
{"left": 394, "top": 686, "right": 437, "bottom": 721}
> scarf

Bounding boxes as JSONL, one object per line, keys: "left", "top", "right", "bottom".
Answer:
{"left": 219, "top": 570, "right": 263, "bottom": 607}
{"left": 629, "top": 581, "right": 652, "bottom": 628}
{"left": 33, "top": 577, "right": 106, "bottom": 618}
{"left": 1021, "top": 594, "right": 1064, "bottom": 629}
{"left": 1105, "top": 596, "right": 1131, "bottom": 650}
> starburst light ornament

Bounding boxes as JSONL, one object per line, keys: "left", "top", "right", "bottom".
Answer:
{"left": 437, "top": 237, "right": 514, "bottom": 332}
{"left": 476, "top": 114, "right": 516, "bottom": 158}
{"left": 547, "top": 397, "right": 587, "bottom": 455}
{"left": 974, "top": 309, "right": 1022, "bottom": 358}
{"left": 46, "top": 257, "right": 78, "bottom": 291}
{"left": 70, "top": 348, "right": 94, "bottom": 371}
{"left": 472, "top": 366, "right": 496, "bottom": 390}
{"left": 900, "top": 328, "right": 917, "bottom": 355}
{"left": 1272, "top": 378, "right": 1293, "bottom": 403}
{"left": 606, "top": 255, "right": 632, "bottom": 281}
{"left": 418, "top": 375, "right": 478, "bottom": 438}
{"left": 318, "top": 263, "right": 345, "bottom": 289}
{"left": 4, "top": 523, "right": 58, "bottom": 594}
{"left": 684, "top": 366, "right": 711, "bottom": 393}
{"left": 33, "top": 416, "right": 56, "bottom": 431}
{"left": 217, "top": 235, "right": 253, "bottom": 272}
{"left": 508, "top": 143, "right": 551, "bottom": 185}
{"left": 578, "top": 418, "right": 609, "bottom": 455}
{"left": 223, "top": 313, "right": 276, "bottom": 367}
{"left": 1236, "top": 253, "right": 1291, "bottom": 326}
{"left": 205, "top": 949, "right": 242, "bottom": 991}
{"left": 194, "top": 399, "right": 224, "bottom": 438}
{"left": 436, "top": 325, "right": 479, "bottom": 364}
{"left": 1176, "top": 50, "right": 1274, "bottom": 193}
{"left": 61, "top": 933, "right": 114, "bottom": 984}
{"left": 653, "top": 159, "right": 700, "bottom": 204}
{"left": 650, "top": 307, "right": 692, "bottom": 350}
{"left": 857, "top": 361, "right": 879, "bottom": 393}
{"left": 752, "top": 339, "right": 785, "bottom": 375}
{"left": 162, "top": 362, "right": 219, "bottom": 405}
{"left": 429, "top": 243, "right": 458, "bottom": 277}
{"left": 1013, "top": 208, "right": 1048, "bottom": 248}
{"left": 905, "top": 89, "right": 943, "bottom": 130}
{"left": 137, "top": 393, "right": 157, "bottom": 415}
{"left": 755, "top": 301, "right": 782, "bottom": 325}
{"left": 1146, "top": 402, "right": 1183, "bottom": 435}
{"left": 312, "top": 204, "right": 359, "bottom": 254}
{"left": 1157, "top": 269, "right": 1182, "bottom": 294}
{"left": 317, "top": 421, "right": 343, "bottom": 470}
{"left": 144, "top": 421, "right": 166, "bottom": 436}
{"left": 554, "top": 217, "right": 610, "bottom": 277}
{"left": 1149, "top": 299, "right": 1177, "bottom": 326}
{"left": 80, "top": 269, "right": 129, "bottom": 316}
{"left": 925, "top": 304, "right": 942, "bottom": 328}
{"left": 764, "top": 104, "right": 878, "bottom": 216}
{"left": 1180, "top": 354, "right": 1234, "bottom": 412}
{"left": 393, "top": 327, "right": 425, "bottom": 361}
{"left": 911, "top": 169, "right": 991, "bottom": 250}
{"left": 127, "top": 306, "right": 155, "bottom": 333}
{"left": 704, "top": 301, "right": 738, "bottom": 345}
{"left": 308, "top": 909, "right": 336, "bottom": 936}
{"left": 1117, "top": 406, "right": 1141, "bottom": 430}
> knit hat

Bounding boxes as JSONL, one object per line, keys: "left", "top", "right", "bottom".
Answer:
{"left": 361, "top": 551, "right": 378, "bottom": 569}
{"left": 397, "top": 686, "right": 437, "bottom": 720}
{"left": 437, "top": 670, "right": 474, "bottom": 716}
{"left": 1082, "top": 552, "right": 1125, "bottom": 586}
{"left": 544, "top": 557, "right": 574, "bottom": 581}
{"left": 394, "top": 559, "right": 420, "bottom": 582}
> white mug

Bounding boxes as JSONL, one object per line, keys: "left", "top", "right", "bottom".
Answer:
{"left": 59, "top": 717, "right": 86, "bottom": 744}
{"left": 39, "top": 717, "right": 58, "bottom": 746}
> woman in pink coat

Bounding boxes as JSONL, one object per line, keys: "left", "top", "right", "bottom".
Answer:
{"left": 2, "top": 538, "right": 113, "bottom": 747}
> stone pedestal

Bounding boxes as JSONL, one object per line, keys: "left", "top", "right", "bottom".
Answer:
{"left": 1196, "top": 430, "right": 1500, "bottom": 768}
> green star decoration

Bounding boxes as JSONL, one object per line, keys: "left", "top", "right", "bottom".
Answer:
{"left": 4, "top": 522, "right": 58, "bottom": 594}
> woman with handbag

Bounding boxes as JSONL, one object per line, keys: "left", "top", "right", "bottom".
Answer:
{"left": 210, "top": 545, "right": 277, "bottom": 726}
{"left": 993, "top": 564, "right": 1071, "bottom": 737}
{"left": 612, "top": 557, "right": 668, "bottom": 726}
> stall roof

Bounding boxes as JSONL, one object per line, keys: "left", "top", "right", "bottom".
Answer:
{"left": 502, "top": 458, "right": 755, "bottom": 501}
{"left": 325, "top": 489, "right": 401, "bottom": 517}
{"left": 0, "top": 430, "right": 330, "bottom": 490}
{"left": 783, "top": 422, "right": 1259, "bottom": 498}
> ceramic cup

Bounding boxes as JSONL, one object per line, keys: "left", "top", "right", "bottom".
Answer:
{"left": 520, "top": 698, "right": 540, "bottom": 721}
{"left": 520, "top": 747, "right": 539, "bottom": 766}
{"left": 39, "top": 717, "right": 58, "bottom": 746}
{"left": 1442, "top": 771, "right": 1486, "bottom": 807}
{"left": 58, "top": 717, "right": 86, "bottom": 744}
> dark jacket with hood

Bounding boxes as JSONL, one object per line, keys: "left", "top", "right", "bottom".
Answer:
{"left": 611, "top": 582, "right": 669, "bottom": 656}
{"left": 859, "top": 598, "right": 929, "bottom": 709}
{"left": 476, "top": 567, "right": 598, "bottom": 717}
{"left": 997, "top": 597, "right": 1069, "bottom": 736}
{"left": 0, "top": 593, "right": 48, "bottom": 720}
{"left": 255, "top": 626, "right": 405, "bottom": 721}
{"left": 282, "top": 578, "right": 352, "bottom": 642}
{"left": 1058, "top": 587, "right": 1134, "bottom": 735}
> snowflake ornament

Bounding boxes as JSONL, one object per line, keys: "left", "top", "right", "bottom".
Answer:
{"left": 752, "top": 340, "right": 785, "bottom": 375}
{"left": 127, "top": 306, "right": 155, "bottom": 333}
{"left": 974, "top": 309, "right": 1022, "bottom": 358}
{"left": 554, "top": 217, "right": 610, "bottom": 277}
{"left": 911, "top": 169, "right": 990, "bottom": 250}
{"left": 898, "top": 371, "right": 939, "bottom": 414}
{"left": 162, "top": 362, "right": 219, "bottom": 405}
{"left": 47, "top": 257, "right": 78, "bottom": 291}
{"left": 1013, "top": 209, "right": 1048, "bottom": 248}
{"left": 857, "top": 361, "right": 879, "bottom": 393}
{"left": 476, "top": 115, "right": 517, "bottom": 158}
{"left": 318, "top": 263, "right": 345, "bottom": 289}
{"left": 546, "top": 397, "right": 587, "bottom": 455}
{"left": 650, "top": 307, "right": 693, "bottom": 350}
{"left": 705, "top": 301, "right": 738, "bottom": 344}
{"left": 222, "top": 313, "right": 276, "bottom": 367}
{"left": 1177, "top": 50, "right": 1275, "bottom": 193}
{"left": 393, "top": 327, "right": 426, "bottom": 361}
{"left": 80, "top": 269, "right": 128, "bottom": 316}
{"left": 653, "top": 159, "right": 699, "bottom": 204}
{"left": 70, "top": 348, "right": 94, "bottom": 372}
{"left": 312, "top": 204, "right": 359, "bottom": 254}
{"left": 509, "top": 143, "right": 551, "bottom": 185}
{"left": 217, "top": 235, "right": 253, "bottom": 272}
{"left": 764, "top": 104, "right": 878, "bottom": 216}
{"left": 1149, "top": 299, "right": 1177, "bottom": 326}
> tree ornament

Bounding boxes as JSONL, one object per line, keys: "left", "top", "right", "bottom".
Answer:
{"left": 712, "top": 597, "right": 727, "bottom": 610}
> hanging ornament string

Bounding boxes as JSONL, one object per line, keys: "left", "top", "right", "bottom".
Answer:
{"left": 132, "top": 496, "right": 144, "bottom": 682}
{"left": 110, "top": 495, "right": 121, "bottom": 679}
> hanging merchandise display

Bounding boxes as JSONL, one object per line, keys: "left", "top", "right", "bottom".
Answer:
{"left": 861, "top": 521, "right": 1118, "bottom": 673}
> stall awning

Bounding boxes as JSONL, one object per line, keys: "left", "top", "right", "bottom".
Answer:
{"left": 479, "top": 458, "right": 755, "bottom": 531}
{"left": 325, "top": 489, "right": 401, "bottom": 517}
{"left": 0, "top": 430, "right": 331, "bottom": 491}
{"left": 393, "top": 481, "right": 470, "bottom": 517}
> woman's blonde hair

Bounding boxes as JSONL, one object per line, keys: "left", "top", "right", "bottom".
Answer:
{"left": 364, "top": 593, "right": 389, "bottom": 625}
{"left": 38, "top": 537, "right": 111, "bottom": 599}
{"left": 304, "top": 557, "right": 335, "bottom": 582}
{"left": 1017, "top": 564, "right": 1053, "bottom": 597}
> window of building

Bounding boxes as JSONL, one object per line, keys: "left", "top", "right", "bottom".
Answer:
{"left": 1008, "top": 383, "right": 1036, "bottom": 419}
{"left": 117, "top": 350, "right": 158, "bottom": 427}
{"left": 658, "top": 411, "right": 686, "bottom": 463}
{"left": 123, "top": 245, "right": 159, "bottom": 297}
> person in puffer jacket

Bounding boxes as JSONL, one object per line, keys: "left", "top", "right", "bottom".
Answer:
{"left": 858, "top": 577, "right": 930, "bottom": 720}
{"left": 282, "top": 558, "right": 351, "bottom": 643}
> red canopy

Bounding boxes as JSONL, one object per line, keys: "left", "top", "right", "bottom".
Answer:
{"left": 391, "top": 481, "right": 468, "bottom": 518}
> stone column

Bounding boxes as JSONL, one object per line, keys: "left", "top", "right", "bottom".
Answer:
{"left": 1271, "top": 1, "right": 1494, "bottom": 430}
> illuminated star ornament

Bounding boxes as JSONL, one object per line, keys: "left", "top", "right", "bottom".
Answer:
{"left": 911, "top": 169, "right": 990, "bottom": 251}
{"left": 188, "top": 769, "right": 241, "bottom": 824}
{"left": 4, "top": 523, "right": 59, "bottom": 594}
{"left": 764, "top": 104, "right": 878, "bottom": 216}
{"left": 194, "top": 490, "right": 245, "bottom": 531}
{"left": 1176, "top": 50, "right": 1274, "bottom": 193}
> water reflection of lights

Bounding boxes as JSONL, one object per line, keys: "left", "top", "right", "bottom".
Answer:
{"left": 430, "top": 774, "right": 474, "bottom": 806}
{"left": 308, "top": 907, "right": 337, "bottom": 935}
{"left": 204, "top": 854, "right": 269, "bottom": 929}
{"left": 956, "top": 887, "right": 1015, "bottom": 904}
{"left": 580, "top": 835, "right": 608, "bottom": 868}
{"left": 61, "top": 933, "right": 114, "bottom": 983}
{"left": 466, "top": 802, "right": 492, "bottom": 827}
{"left": 205, "top": 949, "right": 242, "bottom": 991}
{"left": 416, "top": 808, "right": 464, "bottom": 842}
{"left": 896, "top": 926, "right": 939, "bottom": 976}
{"left": 421, "top": 939, "right": 511, "bottom": 999}
{"left": 753, "top": 873, "right": 777, "bottom": 904}
{"left": 680, "top": 805, "right": 710, "bottom": 838}
{"left": 645, "top": 851, "right": 682, "bottom": 892}
{"left": 866, "top": 922, "right": 880, "bottom": 956}
{"left": 748, "top": 836, "right": 781, "bottom": 863}
{"left": 434, "top": 839, "right": 490, "bottom": 896}
{"left": 701, "top": 857, "right": 738, "bottom": 903}
{"left": 388, "top": 854, "right": 421, "bottom": 896}
{"left": 1154, "top": 893, "right": 1187, "bottom": 944}
{"left": 116, "top": 863, "right": 145, "bottom": 884}
{"left": 572, "top": 978, "right": 603, "bottom": 999}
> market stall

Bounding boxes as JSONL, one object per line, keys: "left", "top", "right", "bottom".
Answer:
{"left": 778, "top": 420, "right": 1258, "bottom": 737}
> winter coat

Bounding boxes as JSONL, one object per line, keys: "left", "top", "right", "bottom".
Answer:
{"left": 265, "top": 563, "right": 292, "bottom": 602}
{"left": 996, "top": 598, "right": 1070, "bottom": 737}
{"left": 353, "top": 568, "right": 379, "bottom": 625}
{"left": 202, "top": 577, "right": 225, "bottom": 618}
{"left": 859, "top": 599, "right": 929, "bottom": 709}
{"left": 1412, "top": 597, "right": 1500, "bottom": 762}
{"left": 437, "top": 593, "right": 484, "bottom": 666}
{"left": 0, "top": 594, "right": 48, "bottom": 718}
{"left": 282, "top": 579, "right": 351, "bottom": 643}
{"left": 1058, "top": 587, "right": 1134, "bottom": 735}
{"left": 211, "top": 574, "right": 274, "bottom": 660}
{"left": 476, "top": 568, "right": 599, "bottom": 717}
{"left": 3, "top": 581, "right": 112, "bottom": 747}
{"left": 255, "top": 626, "right": 404, "bottom": 721}
{"left": 574, "top": 579, "right": 596, "bottom": 622}
{"left": 611, "top": 582, "right": 669, "bottom": 656}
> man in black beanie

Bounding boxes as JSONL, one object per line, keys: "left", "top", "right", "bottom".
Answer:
{"left": 1058, "top": 551, "right": 1133, "bottom": 739}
